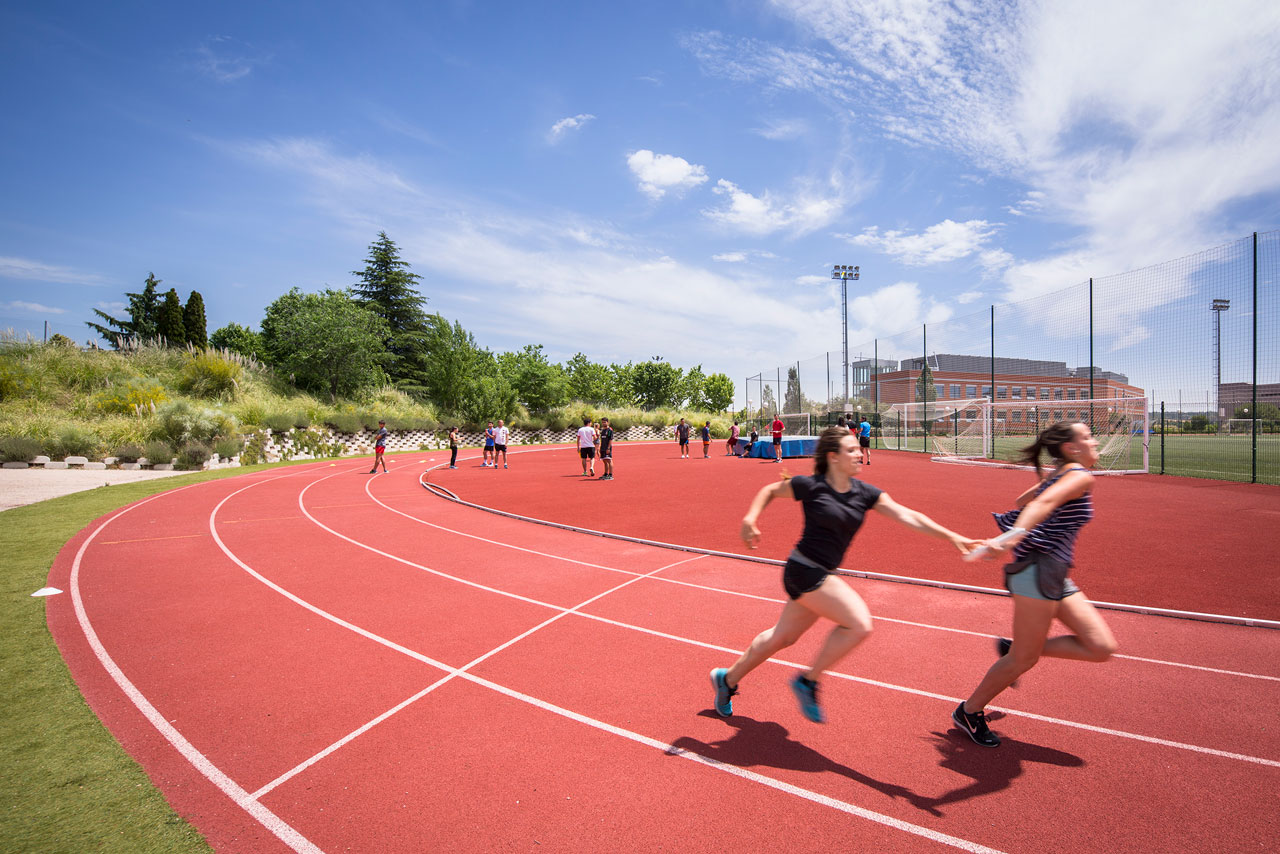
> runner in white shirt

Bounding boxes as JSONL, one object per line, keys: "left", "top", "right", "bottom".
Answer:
{"left": 493, "top": 419, "right": 511, "bottom": 469}
{"left": 576, "top": 416, "right": 597, "bottom": 476}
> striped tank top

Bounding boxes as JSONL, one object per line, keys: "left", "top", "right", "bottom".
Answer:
{"left": 994, "top": 467, "right": 1093, "bottom": 566}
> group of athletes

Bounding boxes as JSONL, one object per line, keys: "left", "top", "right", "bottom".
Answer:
{"left": 710, "top": 418, "right": 1117, "bottom": 748}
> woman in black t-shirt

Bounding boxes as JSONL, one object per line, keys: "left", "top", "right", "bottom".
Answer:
{"left": 710, "top": 427, "right": 977, "bottom": 724}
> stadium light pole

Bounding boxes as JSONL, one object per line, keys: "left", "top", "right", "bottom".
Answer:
{"left": 1212, "top": 298, "right": 1230, "bottom": 427}
{"left": 831, "top": 265, "right": 859, "bottom": 411}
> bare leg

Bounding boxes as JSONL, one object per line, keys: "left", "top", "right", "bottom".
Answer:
{"left": 964, "top": 595, "right": 1055, "bottom": 713}
{"left": 1042, "top": 593, "right": 1118, "bottom": 662}
{"left": 725, "top": 599, "right": 819, "bottom": 688}
{"left": 796, "top": 576, "right": 873, "bottom": 679}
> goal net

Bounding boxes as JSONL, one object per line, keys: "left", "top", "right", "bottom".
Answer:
{"left": 779, "top": 412, "right": 812, "bottom": 437}
{"left": 931, "top": 397, "right": 1150, "bottom": 474}
{"left": 881, "top": 398, "right": 989, "bottom": 453}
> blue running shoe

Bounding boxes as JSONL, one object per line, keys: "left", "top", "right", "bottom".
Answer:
{"left": 709, "top": 668, "right": 737, "bottom": 717}
{"left": 791, "top": 674, "right": 824, "bottom": 723}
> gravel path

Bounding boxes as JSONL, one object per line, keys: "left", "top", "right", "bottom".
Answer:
{"left": 0, "top": 468, "right": 191, "bottom": 512}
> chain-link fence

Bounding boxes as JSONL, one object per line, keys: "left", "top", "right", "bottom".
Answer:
{"left": 744, "top": 231, "right": 1279, "bottom": 484}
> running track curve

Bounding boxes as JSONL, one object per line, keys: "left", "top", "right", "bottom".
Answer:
{"left": 46, "top": 449, "right": 1280, "bottom": 853}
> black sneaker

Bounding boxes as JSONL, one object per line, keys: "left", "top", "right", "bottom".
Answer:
{"left": 952, "top": 703, "right": 1000, "bottom": 747}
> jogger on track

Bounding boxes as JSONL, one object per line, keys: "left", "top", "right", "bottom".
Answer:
{"left": 710, "top": 426, "right": 978, "bottom": 723}
{"left": 953, "top": 420, "right": 1119, "bottom": 748}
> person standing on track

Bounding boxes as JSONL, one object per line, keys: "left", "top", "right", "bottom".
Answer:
{"left": 577, "top": 416, "right": 597, "bottom": 476}
{"left": 710, "top": 426, "right": 978, "bottom": 724}
{"left": 701, "top": 420, "right": 712, "bottom": 458}
{"left": 728, "top": 421, "right": 740, "bottom": 456}
{"left": 858, "top": 416, "right": 872, "bottom": 465}
{"left": 770, "top": 413, "right": 785, "bottom": 462}
{"left": 448, "top": 425, "right": 460, "bottom": 469}
{"left": 483, "top": 421, "right": 496, "bottom": 467}
{"left": 598, "top": 416, "right": 615, "bottom": 480}
{"left": 369, "top": 419, "right": 389, "bottom": 474}
{"left": 493, "top": 419, "right": 510, "bottom": 469}
{"left": 953, "top": 421, "right": 1118, "bottom": 748}
{"left": 676, "top": 417, "right": 691, "bottom": 459}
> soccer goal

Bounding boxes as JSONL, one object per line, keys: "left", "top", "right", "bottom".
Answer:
{"left": 779, "top": 412, "right": 813, "bottom": 437}
{"left": 931, "top": 397, "right": 1150, "bottom": 474}
{"left": 881, "top": 398, "right": 990, "bottom": 453}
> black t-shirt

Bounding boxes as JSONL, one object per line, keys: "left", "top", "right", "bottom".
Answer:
{"left": 599, "top": 427, "right": 613, "bottom": 454}
{"left": 676, "top": 423, "right": 690, "bottom": 442}
{"left": 790, "top": 474, "right": 883, "bottom": 569}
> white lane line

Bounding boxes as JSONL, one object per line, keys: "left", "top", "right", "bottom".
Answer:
{"left": 70, "top": 478, "right": 324, "bottom": 854}
{"left": 206, "top": 505, "right": 1005, "bottom": 854}
{"left": 368, "top": 473, "right": 1280, "bottom": 684}
{"left": 278, "top": 473, "right": 1280, "bottom": 768}
{"left": 252, "top": 554, "right": 706, "bottom": 799}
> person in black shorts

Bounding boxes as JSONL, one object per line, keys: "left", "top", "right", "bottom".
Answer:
{"left": 709, "top": 426, "right": 978, "bottom": 723}
{"left": 598, "top": 416, "right": 614, "bottom": 480}
{"left": 741, "top": 427, "right": 759, "bottom": 459}
{"left": 676, "top": 417, "right": 691, "bottom": 459}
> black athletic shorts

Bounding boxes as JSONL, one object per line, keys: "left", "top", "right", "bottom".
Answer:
{"left": 859, "top": 436, "right": 870, "bottom": 448}
{"left": 783, "top": 553, "right": 830, "bottom": 599}
{"left": 579, "top": 447, "right": 595, "bottom": 459}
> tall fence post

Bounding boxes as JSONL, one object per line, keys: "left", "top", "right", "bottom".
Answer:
{"left": 873, "top": 339, "right": 880, "bottom": 449}
{"left": 1089, "top": 276, "right": 1095, "bottom": 429}
{"left": 990, "top": 305, "right": 996, "bottom": 459}
{"left": 1252, "top": 231, "right": 1258, "bottom": 484}
{"left": 1161, "top": 401, "right": 1166, "bottom": 475}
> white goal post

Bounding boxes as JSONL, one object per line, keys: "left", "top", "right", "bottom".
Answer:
{"left": 779, "top": 412, "right": 812, "bottom": 437}
{"left": 924, "top": 396, "right": 1150, "bottom": 474}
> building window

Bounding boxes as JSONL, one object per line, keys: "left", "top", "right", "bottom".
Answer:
{"left": 1027, "top": 387, "right": 1037, "bottom": 399}
{"left": 965, "top": 410, "right": 977, "bottom": 420}
{"left": 982, "top": 386, "right": 992, "bottom": 398}
{"left": 1012, "top": 411, "right": 1023, "bottom": 422}
{"left": 997, "top": 386, "right": 1008, "bottom": 399}
{"left": 1067, "top": 389, "right": 1077, "bottom": 400}
{"left": 1040, "top": 387, "right": 1051, "bottom": 400}
{"left": 951, "top": 384, "right": 962, "bottom": 398}
{"left": 1011, "top": 386, "right": 1022, "bottom": 399}
{"left": 1054, "top": 388, "right": 1063, "bottom": 400}
{"left": 967, "top": 384, "right": 977, "bottom": 398}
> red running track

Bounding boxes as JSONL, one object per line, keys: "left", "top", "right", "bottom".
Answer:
{"left": 46, "top": 450, "right": 1280, "bottom": 853}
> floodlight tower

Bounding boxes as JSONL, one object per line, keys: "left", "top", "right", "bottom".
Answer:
{"left": 1212, "top": 298, "right": 1230, "bottom": 427}
{"left": 831, "top": 265, "right": 860, "bottom": 410}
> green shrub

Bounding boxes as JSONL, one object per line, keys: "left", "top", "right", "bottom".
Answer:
{"left": 113, "top": 443, "right": 145, "bottom": 463}
{"left": 0, "top": 359, "right": 33, "bottom": 402}
{"left": 521, "top": 413, "right": 548, "bottom": 431}
{"left": 213, "top": 436, "right": 242, "bottom": 459}
{"left": 50, "top": 426, "right": 100, "bottom": 458}
{"left": 359, "top": 412, "right": 384, "bottom": 431}
{"left": 177, "top": 350, "right": 243, "bottom": 400}
{"left": 0, "top": 436, "right": 42, "bottom": 462}
{"left": 292, "top": 411, "right": 311, "bottom": 429}
{"left": 94, "top": 378, "right": 168, "bottom": 415}
{"left": 154, "top": 400, "right": 236, "bottom": 445}
{"left": 142, "top": 440, "right": 173, "bottom": 464}
{"left": 607, "top": 413, "right": 634, "bottom": 431}
{"left": 235, "top": 402, "right": 267, "bottom": 427}
{"left": 239, "top": 432, "right": 267, "bottom": 465}
{"left": 545, "top": 410, "right": 571, "bottom": 431}
{"left": 264, "top": 412, "right": 296, "bottom": 433}
{"left": 175, "top": 440, "right": 212, "bottom": 470}
{"left": 325, "top": 412, "right": 364, "bottom": 433}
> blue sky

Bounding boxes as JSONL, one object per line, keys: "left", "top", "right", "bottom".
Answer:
{"left": 3, "top": 0, "right": 1279, "bottom": 407}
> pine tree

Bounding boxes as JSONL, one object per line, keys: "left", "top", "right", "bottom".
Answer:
{"left": 352, "top": 232, "right": 429, "bottom": 387}
{"left": 183, "top": 291, "right": 208, "bottom": 348}
{"left": 157, "top": 288, "right": 186, "bottom": 347}
{"left": 85, "top": 273, "right": 163, "bottom": 346}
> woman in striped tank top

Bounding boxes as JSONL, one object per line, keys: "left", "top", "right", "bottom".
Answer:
{"left": 953, "top": 421, "right": 1119, "bottom": 748}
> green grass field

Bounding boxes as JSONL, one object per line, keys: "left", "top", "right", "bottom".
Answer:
{"left": 882, "top": 433, "right": 1280, "bottom": 484}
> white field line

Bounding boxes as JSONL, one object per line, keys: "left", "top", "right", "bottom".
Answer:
{"left": 292, "top": 469, "right": 1280, "bottom": 767}
{"left": 207, "top": 486, "right": 1007, "bottom": 854}
{"left": 251, "top": 554, "right": 706, "bottom": 799}
{"left": 69, "top": 476, "right": 324, "bottom": 854}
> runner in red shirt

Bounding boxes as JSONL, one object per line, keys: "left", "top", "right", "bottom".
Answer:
{"left": 770, "top": 414, "right": 785, "bottom": 462}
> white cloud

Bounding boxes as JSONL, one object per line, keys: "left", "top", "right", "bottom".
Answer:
{"left": 705, "top": 178, "right": 845, "bottom": 236}
{"left": 841, "top": 219, "right": 1000, "bottom": 266}
{"left": 191, "top": 36, "right": 268, "bottom": 83}
{"left": 956, "top": 290, "right": 983, "bottom": 305}
{"left": 96, "top": 300, "right": 127, "bottom": 313}
{"left": 847, "top": 281, "right": 954, "bottom": 349}
{"left": 626, "top": 150, "right": 708, "bottom": 199}
{"left": 548, "top": 113, "right": 596, "bottom": 143}
{"left": 0, "top": 256, "right": 110, "bottom": 286}
{"left": 713, "top": 252, "right": 747, "bottom": 262}
{"left": 752, "top": 118, "right": 809, "bottom": 140}
{"left": 2, "top": 300, "right": 65, "bottom": 314}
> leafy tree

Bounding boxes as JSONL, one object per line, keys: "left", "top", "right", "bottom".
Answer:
{"left": 461, "top": 374, "right": 518, "bottom": 425}
{"left": 498, "top": 344, "right": 568, "bottom": 414}
{"left": 86, "top": 273, "right": 162, "bottom": 345}
{"left": 209, "top": 322, "right": 265, "bottom": 360}
{"left": 759, "top": 384, "right": 777, "bottom": 416}
{"left": 421, "top": 314, "right": 493, "bottom": 415}
{"left": 682, "top": 365, "right": 707, "bottom": 410}
{"left": 183, "top": 291, "right": 208, "bottom": 348}
{"left": 47, "top": 333, "right": 76, "bottom": 348}
{"left": 631, "top": 358, "right": 683, "bottom": 409}
{"left": 915, "top": 363, "right": 937, "bottom": 432}
{"left": 157, "top": 288, "right": 187, "bottom": 347}
{"left": 261, "top": 287, "right": 390, "bottom": 403}
{"left": 1234, "top": 403, "right": 1280, "bottom": 420}
{"left": 704, "top": 373, "right": 735, "bottom": 412}
{"left": 565, "top": 353, "right": 612, "bottom": 404}
{"left": 607, "top": 362, "right": 636, "bottom": 407}
{"left": 352, "top": 232, "right": 429, "bottom": 387}
{"left": 784, "top": 366, "right": 802, "bottom": 412}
